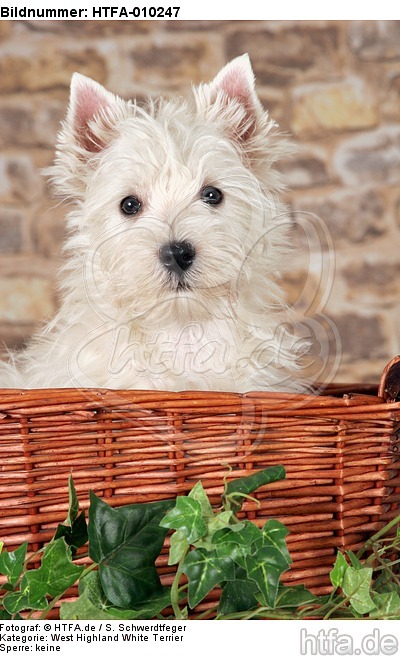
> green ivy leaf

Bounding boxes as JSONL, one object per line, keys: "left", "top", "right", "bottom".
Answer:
{"left": 194, "top": 512, "right": 234, "bottom": 551}
{"left": 3, "top": 590, "right": 41, "bottom": 615}
{"left": 0, "top": 542, "right": 27, "bottom": 586}
{"left": 245, "top": 545, "right": 291, "bottom": 608}
{"left": 373, "top": 567, "right": 399, "bottom": 594}
{"left": 214, "top": 540, "right": 245, "bottom": 566}
{"left": 188, "top": 481, "right": 213, "bottom": 519}
{"left": 342, "top": 567, "right": 376, "bottom": 615}
{"left": 212, "top": 521, "right": 263, "bottom": 569}
{"left": 54, "top": 510, "right": 88, "bottom": 555}
{"left": 257, "top": 520, "right": 291, "bottom": 566}
{"left": 168, "top": 529, "right": 189, "bottom": 566}
{"left": 54, "top": 477, "right": 88, "bottom": 556}
{"left": 61, "top": 571, "right": 171, "bottom": 620}
{"left": 369, "top": 592, "right": 400, "bottom": 619}
{"left": 213, "top": 520, "right": 263, "bottom": 549}
{"left": 214, "top": 518, "right": 293, "bottom": 609}
{"left": 223, "top": 466, "right": 286, "bottom": 513}
{"left": 3, "top": 540, "right": 83, "bottom": 614}
{"left": 330, "top": 551, "right": 349, "bottom": 589}
{"left": 23, "top": 540, "right": 84, "bottom": 604}
{"left": 88, "top": 493, "right": 173, "bottom": 609}
{"left": 78, "top": 570, "right": 103, "bottom": 600}
{"left": 60, "top": 587, "right": 115, "bottom": 620}
{"left": 160, "top": 496, "right": 207, "bottom": 544}
{"left": 182, "top": 548, "right": 236, "bottom": 608}
{"left": 107, "top": 589, "right": 172, "bottom": 619}
{"left": 218, "top": 578, "right": 259, "bottom": 616}
{"left": 67, "top": 475, "right": 80, "bottom": 526}
{"left": 347, "top": 551, "right": 362, "bottom": 569}
{"left": 275, "top": 584, "right": 319, "bottom": 608}
{"left": 206, "top": 512, "right": 233, "bottom": 534}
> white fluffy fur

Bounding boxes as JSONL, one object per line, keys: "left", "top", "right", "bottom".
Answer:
{"left": 0, "top": 55, "right": 308, "bottom": 392}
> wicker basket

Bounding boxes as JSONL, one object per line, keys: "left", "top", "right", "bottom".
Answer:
{"left": 1, "top": 356, "right": 400, "bottom": 606}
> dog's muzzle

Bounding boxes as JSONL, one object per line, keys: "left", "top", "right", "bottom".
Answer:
{"left": 159, "top": 241, "right": 196, "bottom": 278}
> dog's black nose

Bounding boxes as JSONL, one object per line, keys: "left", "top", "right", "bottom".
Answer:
{"left": 159, "top": 241, "right": 196, "bottom": 275}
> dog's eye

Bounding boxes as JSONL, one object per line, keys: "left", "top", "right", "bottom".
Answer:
{"left": 201, "top": 186, "right": 223, "bottom": 206}
{"left": 120, "top": 196, "right": 142, "bottom": 216}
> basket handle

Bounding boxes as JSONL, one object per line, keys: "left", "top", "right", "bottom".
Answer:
{"left": 378, "top": 355, "right": 400, "bottom": 402}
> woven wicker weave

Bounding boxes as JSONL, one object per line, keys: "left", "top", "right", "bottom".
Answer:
{"left": 1, "top": 356, "right": 400, "bottom": 601}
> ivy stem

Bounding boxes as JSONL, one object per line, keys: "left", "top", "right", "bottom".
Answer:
{"left": 356, "top": 513, "right": 400, "bottom": 559}
{"left": 79, "top": 562, "right": 98, "bottom": 579}
{"left": 322, "top": 574, "right": 369, "bottom": 621}
{"left": 194, "top": 605, "right": 219, "bottom": 620}
{"left": 170, "top": 555, "right": 188, "bottom": 620}
{"left": 39, "top": 592, "right": 65, "bottom": 620}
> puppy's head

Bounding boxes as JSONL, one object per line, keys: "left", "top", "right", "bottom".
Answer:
{"left": 51, "top": 55, "right": 292, "bottom": 327}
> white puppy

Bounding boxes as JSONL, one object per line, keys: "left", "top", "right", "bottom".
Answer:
{"left": 0, "top": 55, "right": 308, "bottom": 391}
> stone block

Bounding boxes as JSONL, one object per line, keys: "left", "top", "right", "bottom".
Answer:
{"left": 22, "top": 20, "right": 156, "bottom": 36}
{"left": 0, "top": 22, "right": 11, "bottom": 40}
{"left": 0, "top": 324, "right": 32, "bottom": 353}
{"left": 334, "top": 126, "right": 400, "bottom": 186}
{"left": 337, "top": 360, "right": 388, "bottom": 384}
{"left": 382, "top": 70, "right": 400, "bottom": 122}
{"left": 292, "top": 188, "right": 386, "bottom": 248}
{"left": 0, "top": 209, "right": 25, "bottom": 254}
{"left": 329, "top": 312, "right": 389, "bottom": 360}
{"left": 343, "top": 260, "right": 400, "bottom": 301}
{"left": 31, "top": 204, "right": 66, "bottom": 258}
{"left": 279, "top": 146, "right": 330, "bottom": 189}
{"left": 291, "top": 79, "right": 378, "bottom": 136}
{"left": 0, "top": 47, "right": 107, "bottom": 93}
{"left": 396, "top": 195, "right": 400, "bottom": 227}
{"left": 348, "top": 21, "right": 400, "bottom": 61}
{"left": 0, "top": 154, "right": 42, "bottom": 203}
{"left": 0, "top": 276, "right": 55, "bottom": 323}
{"left": 129, "top": 38, "right": 217, "bottom": 86}
{"left": 281, "top": 269, "right": 324, "bottom": 313}
{"left": 226, "top": 24, "right": 339, "bottom": 86}
{"left": 0, "top": 100, "right": 64, "bottom": 148}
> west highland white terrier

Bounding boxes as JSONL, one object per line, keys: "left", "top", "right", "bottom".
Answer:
{"left": 0, "top": 54, "right": 309, "bottom": 392}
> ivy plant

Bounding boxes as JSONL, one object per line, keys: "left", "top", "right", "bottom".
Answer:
{"left": 1, "top": 468, "right": 400, "bottom": 620}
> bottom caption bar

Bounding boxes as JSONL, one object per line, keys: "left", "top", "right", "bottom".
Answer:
{"left": 0, "top": 621, "right": 399, "bottom": 655}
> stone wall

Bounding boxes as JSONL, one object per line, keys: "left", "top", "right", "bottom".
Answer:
{"left": 0, "top": 19, "right": 399, "bottom": 385}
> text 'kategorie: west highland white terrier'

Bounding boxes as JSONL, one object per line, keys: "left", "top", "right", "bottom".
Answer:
{"left": 0, "top": 54, "right": 310, "bottom": 392}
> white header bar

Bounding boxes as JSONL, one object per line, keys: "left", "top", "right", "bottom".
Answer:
{"left": 0, "top": 1, "right": 399, "bottom": 20}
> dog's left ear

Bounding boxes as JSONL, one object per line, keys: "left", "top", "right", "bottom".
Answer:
{"left": 194, "top": 54, "right": 265, "bottom": 145}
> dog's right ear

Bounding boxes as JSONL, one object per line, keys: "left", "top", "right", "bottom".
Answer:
{"left": 50, "top": 75, "right": 129, "bottom": 196}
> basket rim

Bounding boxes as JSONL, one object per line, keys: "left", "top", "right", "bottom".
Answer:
{"left": 0, "top": 354, "right": 399, "bottom": 410}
